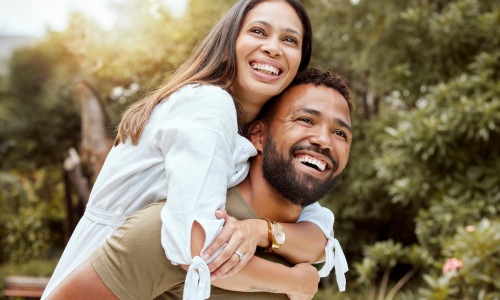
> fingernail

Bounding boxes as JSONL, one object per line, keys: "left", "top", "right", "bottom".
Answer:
{"left": 210, "top": 275, "right": 216, "bottom": 281}
{"left": 202, "top": 254, "right": 210, "bottom": 261}
{"left": 221, "top": 274, "right": 228, "bottom": 279}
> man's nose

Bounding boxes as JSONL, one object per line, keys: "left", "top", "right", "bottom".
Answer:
{"left": 308, "top": 127, "right": 333, "bottom": 152}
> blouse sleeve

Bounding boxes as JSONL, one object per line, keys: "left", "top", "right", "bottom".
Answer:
{"left": 156, "top": 85, "right": 238, "bottom": 299}
{"left": 298, "top": 202, "right": 349, "bottom": 291}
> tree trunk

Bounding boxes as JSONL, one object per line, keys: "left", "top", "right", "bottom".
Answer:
{"left": 76, "top": 80, "right": 113, "bottom": 182}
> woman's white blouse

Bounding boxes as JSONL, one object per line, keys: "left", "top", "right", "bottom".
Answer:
{"left": 41, "top": 84, "right": 347, "bottom": 300}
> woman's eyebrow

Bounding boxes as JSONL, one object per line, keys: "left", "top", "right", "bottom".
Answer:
{"left": 249, "top": 20, "right": 302, "bottom": 36}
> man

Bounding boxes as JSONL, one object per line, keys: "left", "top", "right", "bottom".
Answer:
{"left": 48, "top": 68, "right": 354, "bottom": 300}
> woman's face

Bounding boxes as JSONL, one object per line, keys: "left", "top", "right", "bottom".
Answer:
{"left": 231, "top": 1, "right": 304, "bottom": 108}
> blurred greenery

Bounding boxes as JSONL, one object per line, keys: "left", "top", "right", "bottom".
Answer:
{"left": 0, "top": 0, "right": 498, "bottom": 299}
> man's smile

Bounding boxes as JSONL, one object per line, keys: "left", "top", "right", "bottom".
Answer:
{"left": 294, "top": 154, "right": 327, "bottom": 172}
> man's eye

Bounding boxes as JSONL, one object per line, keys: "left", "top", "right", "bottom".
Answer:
{"left": 334, "top": 130, "right": 347, "bottom": 138}
{"left": 299, "top": 117, "right": 312, "bottom": 124}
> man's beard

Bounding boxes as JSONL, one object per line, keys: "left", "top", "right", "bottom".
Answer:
{"left": 262, "top": 135, "right": 343, "bottom": 207}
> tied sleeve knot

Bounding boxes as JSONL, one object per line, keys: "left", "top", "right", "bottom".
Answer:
{"left": 318, "top": 237, "right": 349, "bottom": 292}
{"left": 183, "top": 256, "right": 211, "bottom": 300}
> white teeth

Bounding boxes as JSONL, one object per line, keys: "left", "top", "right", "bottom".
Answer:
{"left": 296, "top": 156, "right": 327, "bottom": 172}
{"left": 251, "top": 63, "right": 279, "bottom": 76}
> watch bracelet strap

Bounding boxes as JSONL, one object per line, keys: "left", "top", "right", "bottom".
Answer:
{"left": 260, "top": 218, "right": 277, "bottom": 253}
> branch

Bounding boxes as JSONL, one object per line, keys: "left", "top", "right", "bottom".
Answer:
{"left": 385, "top": 267, "right": 419, "bottom": 300}
{"left": 377, "top": 268, "right": 391, "bottom": 300}
{"left": 63, "top": 147, "right": 90, "bottom": 205}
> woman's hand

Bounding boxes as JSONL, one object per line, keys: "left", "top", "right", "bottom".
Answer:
{"left": 286, "top": 263, "right": 320, "bottom": 300}
{"left": 203, "top": 209, "right": 266, "bottom": 280}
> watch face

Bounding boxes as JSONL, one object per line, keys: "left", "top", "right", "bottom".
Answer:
{"left": 273, "top": 224, "right": 285, "bottom": 245}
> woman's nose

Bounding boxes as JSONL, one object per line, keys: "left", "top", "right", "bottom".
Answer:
{"left": 261, "top": 39, "right": 283, "bottom": 57}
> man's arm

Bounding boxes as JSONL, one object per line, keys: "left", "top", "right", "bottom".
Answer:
{"left": 212, "top": 257, "right": 319, "bottom": 299}
{"left": 47, "top": 252, "right": 318, "bottom": 300}
{"left": 48, "top": 201, "right": 320, "bottom": 300}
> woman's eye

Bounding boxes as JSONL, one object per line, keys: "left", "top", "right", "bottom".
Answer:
{"left": 250, "top": 28, "right": 265, "bottom": 35}
{"left": 284, "top": 36, "right": 299, "bottom": 45}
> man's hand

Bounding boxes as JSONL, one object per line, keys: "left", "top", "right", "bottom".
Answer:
{"left": 287, "top": 263, "right": 320, "bottom": 300}
{"left": 203, "top": 209, "right": 265, "bottom": 280}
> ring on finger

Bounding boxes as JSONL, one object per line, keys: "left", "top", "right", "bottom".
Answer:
{"left": 234, "top": 250, "right": 244, "bottom": 260}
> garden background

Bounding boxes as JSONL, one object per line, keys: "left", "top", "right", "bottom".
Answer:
{"left": 0, "top": 0, "right": 498, "bottom": 299}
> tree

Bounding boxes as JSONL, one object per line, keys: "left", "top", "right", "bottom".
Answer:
{"left": 311, "top": 0, "right": 500, "bottom": 297}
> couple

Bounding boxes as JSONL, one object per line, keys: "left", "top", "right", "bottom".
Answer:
{"left": 51, "top": 68, "right": 353, "bottom": 300}
{"left": 43, "top": 0, "right": 352, "bottom": 299}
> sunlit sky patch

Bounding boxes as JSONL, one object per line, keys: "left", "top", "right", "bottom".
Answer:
{"left": 0, "top": 0, "right": 188, "bottom": 37}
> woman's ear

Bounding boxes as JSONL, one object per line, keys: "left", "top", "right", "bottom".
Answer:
{"left": 247, "top": 121, "right": 265, "bottom": 152}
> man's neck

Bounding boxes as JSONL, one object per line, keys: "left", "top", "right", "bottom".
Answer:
{"left": 236, "top": 171, "right": 303, "bottom": 223}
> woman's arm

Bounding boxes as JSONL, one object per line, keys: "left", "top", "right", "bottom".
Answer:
{"left": 158, "top": 85, "right": 257, "bottom": 276}
{"left": 279, "top": 221, "right": 327, "bottom": 264}
{"left": 189, "top": 219, "right": 320, "bottom": 299}
{"left": 281, "top": 202, "right": 335, "bottom": 264}
{"left": 205, "top": 214, "right": 328, "bottom": 279}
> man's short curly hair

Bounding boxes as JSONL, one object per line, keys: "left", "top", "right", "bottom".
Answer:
{"left": 257, "top": 68, "right": 354, "bottom": 124}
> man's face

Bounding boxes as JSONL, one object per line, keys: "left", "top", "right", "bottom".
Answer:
{"left": 261, "top": 84, "right": 352, "bottom": 207}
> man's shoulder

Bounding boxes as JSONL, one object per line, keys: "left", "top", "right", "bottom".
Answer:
{"left": 225, "top": 187, "right": 258, "bottom": 220}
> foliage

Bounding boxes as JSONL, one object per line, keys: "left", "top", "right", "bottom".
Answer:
{"left": 317, "top": 0, "right": 499, "bottom": 298}
{"left": 1, "top": 34, "right": 81, "bottom": 171}
{"left": 380, "top": 51, "right": 500, "bottom": 255}
{"left": 419, "top": 219, "right": 500, "bottom": 299}
{"left": 0, "top": 169, "right": 65, "bottom": 264}
{"left": 352, "top": 241, "right": 431, "bottom": 300}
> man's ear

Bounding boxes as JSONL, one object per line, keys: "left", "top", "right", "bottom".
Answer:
{"left": 247, "top": 121, "right": 266, "bottom": 152}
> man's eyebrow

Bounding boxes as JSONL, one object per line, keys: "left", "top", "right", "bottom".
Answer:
{"left": 250, "top": 20, "right": 302, "bottom": 36}
{"left": 336, "top": 119, "right": 353, "bottom": 134}
{"left": 295, "top": 108, "right": 353, "bottom": 134}
{"left": 295, "top": 107, "right": 320, "bottom": 116}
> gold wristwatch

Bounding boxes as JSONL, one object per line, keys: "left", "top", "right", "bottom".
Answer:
{"left": 261, "top": 218, "right": 285, "bottom": 252}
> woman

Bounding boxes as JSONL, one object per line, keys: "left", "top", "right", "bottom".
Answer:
{"left": 42, "top": 0, "right": 346, "bottom": 299}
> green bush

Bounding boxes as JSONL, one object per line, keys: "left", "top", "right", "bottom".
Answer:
{"left": 419, "top": 219, "right": 500, "bottom": 299}
{"left": 0, "top": 170, "right": 65, "bottom": 264}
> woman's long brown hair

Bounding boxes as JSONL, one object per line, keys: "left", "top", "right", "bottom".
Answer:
{"left": 115, "top": 0, "right": 312, "bottom": 145}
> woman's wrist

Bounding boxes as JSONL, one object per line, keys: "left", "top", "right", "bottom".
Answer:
{"left": 253, "top": 219, "right": 271, "bottom": 248}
